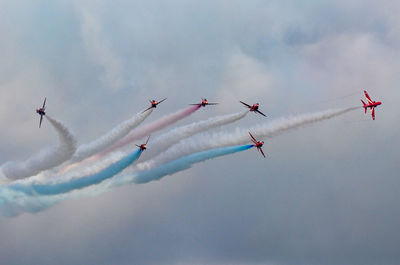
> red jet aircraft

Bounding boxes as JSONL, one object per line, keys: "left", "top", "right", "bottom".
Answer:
{"left": 143, "top": 98, "right": 167, "bottom": 112}
{"left": 136, "top": 135, "right": 150, "bottom": 151}
{"left": 190, "top": 97, "right": 218, "bottom": 107}
{"left": 361, "top": 90, "right": 382, "bottom": 120}
{"left": 240, "top": 101, "right": 267, "bottom": 117}
{"left": 249, "top": 132, "right": 266, "bottom": 158}
{"left": 135, "top": 135, "right": 150, "bottom": 159}
{"left": 36, "top": 97, "right": 46, "bottom": 128}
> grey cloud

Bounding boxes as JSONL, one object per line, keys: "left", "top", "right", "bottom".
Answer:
{"left": 0, "top": 0, "right": 399, "bottom": 264}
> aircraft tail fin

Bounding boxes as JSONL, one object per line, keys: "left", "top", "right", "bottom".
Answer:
{"left": 361, "top": 99, "right": 367, "bottom": 113}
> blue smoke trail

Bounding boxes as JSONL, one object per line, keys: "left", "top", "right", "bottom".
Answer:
{"left": 132, "top": 144, "right": 254, "bottom": 184}
{"left": 0, "top": 145, "right": 252, "bottom": 217}
{"left": 9, "top": 149, "right": 143, "bottom": 195}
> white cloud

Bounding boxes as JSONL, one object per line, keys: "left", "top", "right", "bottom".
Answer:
{"left": 77, "top": 4, "right": 125, "bottom": 91}
{"left": 216, "top": 49, "right": 275, "bottom": 112}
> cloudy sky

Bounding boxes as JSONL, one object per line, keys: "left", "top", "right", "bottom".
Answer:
{"left": 0, "top": 0, "right": 399, "bottom": 264}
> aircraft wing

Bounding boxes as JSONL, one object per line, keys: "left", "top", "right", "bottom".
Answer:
{"left": 255, "top": 109, "right": 267, "bottom": 117}
{"left": 145, "top": 135, "right": 151, "bottom": 144}
{"left": 189, "top": 103, "right": 201, "bottom": 106}
{"left": 207, "top": 103, "right": 218, "bottom": 105}
{"left": 158, "top": 98, "right": 167, "bottom": 104}
{"left": 259, "top": 147, "right": 266, "bottom": 158}
{"left": 248, "top": 132, "right": 258, "bottom": 143}
{"left": 240, "top": 101, "right": 252, "bottom": 108}
{"left": 364, "top": 90, "right": 373, "bottom": 104}
{"left": 371, "top": 107, "right": 375, "bottom": 120}
{"left": 142, "top": 106, "right": 153, "bottom": 113}
{"left": 42, "top": 97, "right": 46, "bottom": 109}
{"left": 39, "top": 115, "right": 43, "bottom": 128}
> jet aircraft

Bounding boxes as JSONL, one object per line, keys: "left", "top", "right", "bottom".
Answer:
{"left": 249, "top": 131, "right": 266, "bottom": 158}
{"left": 36, "top": 97, "right": 47, "bottom": 128}
{"left": 143, "top": 98, "right": 167, "bottom": 112}
{"left": 361, "top": 90, "right": 382, "bottom": 120}
{"left": 135, "top": 135, "right": 151, "bottom": 159}
{"left": 240, "top": 101, "right": 267, "bottom": 117}
{"left": 190, "top": 97, "right": 218, "bottom": 107}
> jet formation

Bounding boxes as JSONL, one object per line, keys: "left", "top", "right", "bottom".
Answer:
{"left": 35, "top": 90, "right": 382, "bottom": 159}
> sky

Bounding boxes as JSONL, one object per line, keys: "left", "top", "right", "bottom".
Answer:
{"left": 0, "top": 0, "right": 399, "bottom": 264}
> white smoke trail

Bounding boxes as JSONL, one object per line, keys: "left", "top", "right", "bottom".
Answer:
{"left": 19, "top": 108, "right": 244, "bottom": 184}
{"left": 0, "top": 145, "right": 252, "bottom": 216}
{"left": 138, "top": 107, "right": 359, "bottom": 170}
{"left": 59, "top": 106, "right": 198, "bottom": 176}
{"left": 0, "top": 116, "right": 77, "bottom": 180}
{"left": 99, "top": 105, "right": 201, "bottom": 156}
{"left": 0, "top": 112, "right": 249, "bottom": 214}
{"left": 0, "top": 171, "right": 9, "bottom": 185}
{"left": 71, "top": 109, "right": 153, "bottom": 162}
{"left": 66, "top": 110, "right": 247, "bottom": 178}
{"left": 0, "top": 186, "right": 83, "bottom": 217}
{"left": 0, "top": 107, "right": 358, "bottom": 216}
{"left": 140, "top": 111, "right": 248, "bottom": 161}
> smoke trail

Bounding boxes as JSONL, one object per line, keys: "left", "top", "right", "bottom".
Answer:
{"left": 0, "top": 186, "right": 76, "bottom": 217}
{"left": 71, "top": 109, "right": 152, "bottom": 162}
{"left": 99, "top": 105, "right": 201, "bottom": 155}
{"left": 70, "top": 110, "right": 246, "bottom": 177}
{"left": 9, "top": 149, "right": 142, "bottom": 196}
{"left": 139, "top": 107, "right": 358, "bottom": 169}
{"left": 0, "top": 145, "right": 252, "bottom": 216}
{"left": 0, "top": 171, "right": 8, "bottom": 185}
{"left": 58, "top": 105, "right": 201, "bottom": 177}
{"left": 131, "top": 144, "right": 254, "bottom": 184}
{"left": 140, "top": 111, "right": 248, "bottom": 160}
{"left": 0, "top": 116, "right": 77, "bottom": 180}
{"left": 0, "top": 107, "right": 357, "bottom": 216}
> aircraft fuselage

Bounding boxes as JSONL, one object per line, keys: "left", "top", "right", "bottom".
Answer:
{"left": 250, "top": 105, "right": 259, "bottom": 111}
{"left": 365, "top": 102, "right": 382, "bottom": 109}
{"left": 36, "top": 109, "right": 45, "bottom": 116}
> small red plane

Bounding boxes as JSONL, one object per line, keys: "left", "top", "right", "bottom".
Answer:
{"left": 36, "top": 97, "right": 46, "bottom": 128}
{"left": 190, "top": 97, "right": 218, "bottom": 107}
{"left": 240, "top": 101, "right": 267, "bottom": 117}
{"left": 361, "top": 90, "right": 382, "bottom": 120}
{"left": 135, "top": 135, "right": 150, "bottom": 159}
{"left": 143, "top": 98, "right": 167, "bottom": 112}
{"left": 249, "top": 131, "right": 266, "bottom": 158}
{"left": 136, "top": 135, "right": 150, "bottom": 151}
